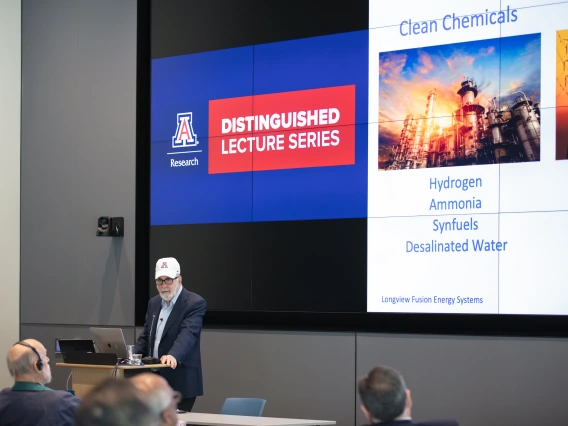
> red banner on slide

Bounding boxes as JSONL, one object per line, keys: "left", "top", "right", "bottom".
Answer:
{"left": 208, "top": 85, "right": 356, "bottom": 174}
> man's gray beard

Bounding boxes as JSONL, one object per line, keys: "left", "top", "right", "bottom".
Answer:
{"left": 160, "top": 292, "right": 174, "bottom": 302}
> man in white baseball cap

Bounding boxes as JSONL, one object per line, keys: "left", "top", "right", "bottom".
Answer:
{"left": 135, "top": 257, "right": 207, "bottom": 413}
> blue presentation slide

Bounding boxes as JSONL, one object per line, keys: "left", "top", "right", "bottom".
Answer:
{"left": 150, "top": 30, "right": 369, "bottom": 225}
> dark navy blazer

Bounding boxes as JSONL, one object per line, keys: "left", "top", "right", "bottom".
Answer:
{"left": 135, "top": 287, "right": 207, "bottom": 398}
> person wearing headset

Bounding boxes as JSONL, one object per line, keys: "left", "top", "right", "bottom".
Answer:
{"left": 0, "top": 339, "right": 80, "bottom": 426}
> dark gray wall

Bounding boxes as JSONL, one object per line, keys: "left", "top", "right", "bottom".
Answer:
{"left": 356, "top": 333, "right": 568, "bottom": 426}
{"left": 20, "top": 1, "right": 567, "bottom": 426}
{"left": 21, "top": 0, "right": 136, "bottom": 327}
{"left": 21, "top": 0, "right": 137, "bottom": 392}
{"left": 197, "top": 330, "right": 356, "bottom": 425}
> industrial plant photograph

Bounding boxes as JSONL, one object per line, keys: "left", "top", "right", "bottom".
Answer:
{"left": 378, "top": 33, "right": 541, "bottom": 170}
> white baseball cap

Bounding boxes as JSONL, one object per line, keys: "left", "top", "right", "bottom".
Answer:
{"left": 155, "top": 257, "right": 181, "bottom": 279}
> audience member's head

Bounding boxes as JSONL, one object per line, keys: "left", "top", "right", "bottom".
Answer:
{"left": 131, "top": 373, "right": 180, "bottom": 426}
{"left": 76, "top": 379, "right": 161, "bottom": 426}
{"left": 7, "top": 339, "right": 52, "bottom": 385}
{"left": 358, "top": 365, "right": 412, "bottom": 424}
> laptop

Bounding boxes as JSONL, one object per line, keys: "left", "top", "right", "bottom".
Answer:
{"left": 58, "top": 339, "right": 96, "bottom": 363}
{"left": 90, "top": 327, "right": 129, "bottom": 359}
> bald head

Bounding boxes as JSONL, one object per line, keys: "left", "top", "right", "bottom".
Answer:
{"left": 131, "top": 373, "right": 177, "bottom": 426}
{"left": 8, "top": 339, "right": 42, "bottom": 361}
{"left": 7, "top": 339, "right": 51, "bottom": 384}
{"left": 77, "top": 379, "right": 161, "bottom": 426}
{"left": 131, "top": 373, "right": 170, "bottom": 393}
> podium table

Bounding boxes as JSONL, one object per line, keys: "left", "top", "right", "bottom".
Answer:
{"left": 56, "top": 362, "right": 170, "bottom": 398}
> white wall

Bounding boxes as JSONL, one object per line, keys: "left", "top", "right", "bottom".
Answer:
{"left": 0, "top": 0, "right": 21, "bottom": 387}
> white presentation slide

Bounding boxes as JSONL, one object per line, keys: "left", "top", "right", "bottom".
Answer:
{"left": 367, "top": 0, "right": 568, "bottom": 314}
{"left": 367, "top": 215, "right": 500, "bottom": 314}
{"left": 498, "top": 211, "right": 568, "bottom": 315}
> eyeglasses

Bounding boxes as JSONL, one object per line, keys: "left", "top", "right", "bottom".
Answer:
{"left": 155, "top": 277, "right": 178, "bottom": 286}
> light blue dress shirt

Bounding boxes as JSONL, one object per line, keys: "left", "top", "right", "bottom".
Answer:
{"left": 153, "top": 284, "right": 183, "bottom": 359}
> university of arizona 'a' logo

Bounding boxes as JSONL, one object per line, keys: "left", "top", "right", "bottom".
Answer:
{"left": 172, "top": 112, "right": 198, "bottom": 148}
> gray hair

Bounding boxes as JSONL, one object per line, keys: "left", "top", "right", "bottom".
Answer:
{"left": 76, "top": 379, "right": 161, "bottom": 426}
{"left": 358, "top": 365, "right": 407, "bottom": 422}
{"left": 7, "top": 349, "right": 36, "bottom": 378}
{"left": 147, "top": 387, "right": 173, "bottom": 414}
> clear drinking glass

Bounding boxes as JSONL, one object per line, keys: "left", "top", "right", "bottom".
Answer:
{"left": 126, "top": 345, "right": 135, "bottom": 360}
